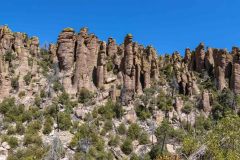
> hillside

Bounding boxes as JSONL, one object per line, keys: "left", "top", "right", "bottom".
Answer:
{"left": 0, "top": 25, "right": 239, "bottom": 160}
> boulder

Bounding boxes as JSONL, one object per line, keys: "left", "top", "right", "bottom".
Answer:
{"left": 125, "top": 109, "right": 137, "bottom": 123}
{"left": 1, "top": 142, "right": 10, "bottom": 150}
{"left": 166, "top": 144, "right": 176, "bottom": 154}
{"left": 75, "top": 107, "right": 85, "bottom": 119}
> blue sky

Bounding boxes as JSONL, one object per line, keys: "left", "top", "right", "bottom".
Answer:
{"left": 1, "top": 0, "right": 240, "bottom": 55}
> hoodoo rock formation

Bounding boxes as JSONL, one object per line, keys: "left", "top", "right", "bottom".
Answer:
{"left": 195, "top": 42, "right": 206, "bottom": 72}
{"left": 0, "top": 26, "right": 40, "bottom": 98}
{"left": 96, "top": 41, "right": 106, "bottom": 88}
{"left": 201, "top": 90, "right": 212, "bottom": 114}
{"left": 232, "top": 47, "right": 240, "bottom": 94}
{"left": 55, "top": 29, "right": 160, "bottom": 104}
{"left": 1, "top": 25, "right": 240, "bottom": 160}
{"left": 57, "top": 28, "right": 75, "bottom": 94}
{"left": 0, "top": 25, "right": 240, "bottom": 106}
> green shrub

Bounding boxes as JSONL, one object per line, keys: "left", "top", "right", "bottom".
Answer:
{"left": 2, "top": 135, "right": 18, "bottom": 149}
{"left": 58, "top": 92, "right": 77, "bottom": 113}
{"left": 23, "top": 72, "right": 32, "bottom": 85}
{"left": 29, "top": 106, "right": 43, "bottom": 119}
{"left": 157, "top": 93, "right": 173, "bottom": 112}
{"left": 155, "top": 119, "right": 174, "bottom": 141}
{"left": 103, "top": 120, "right": 113, "bottom": 132}
{"left": 98, "top": 104, "right": 114, "bottom": 120}
{"left": 69, "top": 123, "right": 94, "bottom": 149}
{"left": 78, "top": 88, "right": 94, "bottom": 104}
{"left": 0, "top": 98, "right": 29, "bottom": 123}
{"left": 20, "top": 113, "right": 31, "bottom": 123}
{"left": 127, "top": 123, "right": 141, "bottom": 140}
{"left": 34, "top": 95, "right": 41, "bottom": 107}
{"left": 130, "top": 154, "right": 140, "bottom": 160}
{"left": 121, "top": 138, "right": 133, "bottom": 155}
{"left": 195, "top": 115, "right": 212, "bottom": 135}
{"left": 58, "top": 112, "right": 72, "bottom": 130}
{"left": 182, "top": 136, "right": 199, "bottom": 156}
{"left": 0, "top": 98, "right": 15, "bottom": 114}
{"left": 100, "top": 128, "right": 107, "bottom": 136}
{"left": 58, "top": 91, "right": 70, "bottom": 103}
{"left": 98, "top": 100, "right": 122, "bottom": 120}
{"left": 70, "top": 121, "right": 79, "bottom": 133}
{"left": 38, "top": 48, "right": 51, "bottom": 76}
{"left": 40, "top": 89, "right": 47, "bottom": 98}
{"left": 149, "top": 144, "right": 164, "bottom": 159}
{"left": 7, "top": 136, "right": 18, "bottom": 148}
{"left": 26, "top": 120, "right": 42, "bottom": 134}
{"left": 212, "top": 89, "right": 235, "bottom": 120}
{"left": 53, "top": 80, "right": 64, "bottom": 92}
{"left": 108, "top": 135, "right": 119, "bottom": 147}
{"left": 44, "top": 104, "right": 58, "bottom": 117}
{"left": 69, "top": 137, "right": 79, "bottom": 149}
{"left": 16, "top": 121, "right": 25, "bottom": 135}
{"left": 95, "top": 137, "right": 105, "bottom": 151}
{"left": 106, "top": 60, "right": 114, "bottom": 72}
{"left": 7, "top": 125, "right": 16, "bottom": 135}
{"left": 139, "top": 131, "right": 150, "bottom": 145}
{"left": 8, "top": 104, "right": 25, "bottom": 122}
{"left": 206, "top": 115, "right": 240, "bottom": 160}
{"left": 4, "top": 51, "right": 16, "bottom": 64}
{"left": 135, "top": 104, "right": 151, "bottom": 120}
{"left": 114, "top": 102, "right": 124, "bottom": 119}
{"left": 8, "top": 144, "right": 47, "bottom": 159}
{"left": 117, "top": 123, "right": 126, "bottom": 135}
{"left": 43, "top": 116, "right": 53, "bottom": 135}
{"left": 182, "top": 102, "right": 193, "bottom": 114}
{"left": 92, "top": 108, "right": 98, "bottom": 118}
{"left": 11, "top": 77, "right": 19, "bottom": 90}
{"left": 163, "top": 64, "right": 173, "bottom": 79}
{"left": 39, "top": 61, "right": 49, "bottom": 75}
{"left": 23, "top": 133, "right": 42, "bottom": 146}
{"left": 63, "top": 27, "right": 74, "bottom": 32}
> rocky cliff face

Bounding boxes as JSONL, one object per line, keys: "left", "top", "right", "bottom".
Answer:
{"left": 0, "top": 26, "right": 40, "bottom": 100}
{"left": 55, "top": 30, "right": 160, "bottom": 104}
{"left": 1, "top": 25, "right": 240, "bottom": 160}
{"left": 1, "top": 25, "right": 240, "bottom": 105}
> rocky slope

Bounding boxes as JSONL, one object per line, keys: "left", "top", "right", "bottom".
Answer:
{"left": 0, "top": 25, "right": 239, "bottom": 160}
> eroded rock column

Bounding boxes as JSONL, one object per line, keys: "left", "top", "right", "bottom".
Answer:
{"left": 121, "top": 34, "right": 135, "bottom": 105}
{"left": 231, "top": 47, "right": 240, "bottom": 94}
{"left": 57, "top": 28, "right": 75, "bottom": 93}
{"left": 195, "top": 43, "right": 205, "bottom": 72}
{"left": 97, "top": 42, "right": 106, "bottom": 88}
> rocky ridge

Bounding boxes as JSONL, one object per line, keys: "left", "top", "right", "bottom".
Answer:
{"left": 1, "top": 25, "right": 240, "bottom": 104}
{"left": 0, "top": 25, "right": 240, "bottom": 160}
